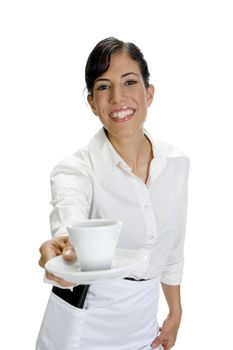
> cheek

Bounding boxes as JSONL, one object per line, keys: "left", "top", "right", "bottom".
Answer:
{"left": 134, "top": 86, "right": 148, "bottom": 100}
{"left": 136, "top": 92, "right": 149, "bottom": 108}
{"left": 94, "top": 95, "right": 105, "bottom": 110}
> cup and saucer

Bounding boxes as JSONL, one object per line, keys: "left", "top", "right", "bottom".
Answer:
{"left": 45, "top": 219, "right": 149, "bottom": 285}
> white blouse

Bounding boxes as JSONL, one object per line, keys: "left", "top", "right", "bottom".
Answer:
{"left": 50, "top": 128, "right": 190, "bottom": 284}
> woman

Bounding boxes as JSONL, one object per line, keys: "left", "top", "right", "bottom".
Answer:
{"left": 36, "top": 37, "right": 189, "bottom": 350}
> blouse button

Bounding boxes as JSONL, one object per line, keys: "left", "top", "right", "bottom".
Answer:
{"left": 148, "top": 234, "right": 155, "bottom": 240}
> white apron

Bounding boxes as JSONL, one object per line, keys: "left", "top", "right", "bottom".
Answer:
{"left": 36, "top": 278, "right": 163, "bottom": 350}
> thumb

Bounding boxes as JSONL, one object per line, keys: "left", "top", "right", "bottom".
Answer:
{"left": 62, "top": 245, "right": 77, "bottom": 261}
{"left": 151, "top": 333, "right": 162, "bottom": 349}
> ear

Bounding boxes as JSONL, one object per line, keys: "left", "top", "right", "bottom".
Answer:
{"left": 146, "top": 84, "right": 155, "bottom": 107}
{"left": 87, "top": 95, "right": 98, "bottom": 116}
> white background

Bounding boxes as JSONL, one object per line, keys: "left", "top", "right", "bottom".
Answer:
{"left": 0, "top": 0, "right": 232, "bottom": 348}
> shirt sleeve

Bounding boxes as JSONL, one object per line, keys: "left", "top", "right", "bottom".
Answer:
{"left": 160, "top": 158, "right": 190, "bottom": 285}
{"left": 49, "top": 155, "right": 93, "bottom": 237}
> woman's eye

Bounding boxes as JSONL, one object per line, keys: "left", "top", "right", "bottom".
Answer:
{"left": 125, "top": 80, "right": 137, "bottom": 86}
{"left": 96, "top": 84, "right": 109, "bottom": 91}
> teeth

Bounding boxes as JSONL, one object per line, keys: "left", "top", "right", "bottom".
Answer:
{"left": 111, "top": 109, "right": 134, "bottom": 119}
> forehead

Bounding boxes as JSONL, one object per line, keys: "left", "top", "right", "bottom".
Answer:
{"left": 100, "top": 51, "right": 141, "bottom": 77}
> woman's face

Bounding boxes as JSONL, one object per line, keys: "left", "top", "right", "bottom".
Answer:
{"left": 88, "top": 51, "right": 154, "bottom": 140}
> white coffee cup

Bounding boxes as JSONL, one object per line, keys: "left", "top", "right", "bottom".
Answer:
{"left": 67, "top": 219, "right": 122, "bottom": 271}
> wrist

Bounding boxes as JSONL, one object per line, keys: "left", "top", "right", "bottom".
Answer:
{"left": 168, "top": 306, "right": 182, "bottom": 320}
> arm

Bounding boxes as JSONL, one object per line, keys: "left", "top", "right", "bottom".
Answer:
{"left": 49, "top": 155, "right": 92, "bottom": 237}
{"left": 152, "top": 159, "right": 190, "bottom": 349}
{"left": 161, "top": 283, "right": 182, "bottom": 320}
{"left": 151, "top": 284, "right": 182, "bottom": 350}
{"left": 39, "top": 155, "right": 92, "bottom": 286}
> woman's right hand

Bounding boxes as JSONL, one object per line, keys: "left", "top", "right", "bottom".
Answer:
{"left": 38, "top": 236, "right": 77, "bottom": 287}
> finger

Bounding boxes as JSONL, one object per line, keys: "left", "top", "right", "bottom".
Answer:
{"left": 62, "top": 245, "right": 77, "bottom": 261}
{"left": 152, "top": 333, "right": 169, "bottom": 349}
{"left": 151, "top": 337, "right": 161, "bottom": 349}
{"left": 39, "top": 240, "right": 60, "bottom": 266}
{"left": 162, "top": 343, "right": 169, "bottom": 350}
{"left": 161, "top": 339, "right": 169, "bottom": 350}
{"left": 55, "top": 277, "right": 76, "bottom": 288}
{"left": 166, "top": 339, "right": 175, "bottom": 350}
{"left": 55, "top": 235, "right": 69, "bottom": 248}
{"left": 46, "top": 271, "right": 58, "bottom": 281}
{"left": 46, "top": 272, "right": 76, "bottom": 287}
{"left": 39, "top": 237, "right": 69, "bottom": 268}
{"left": 38, "top": 255, "right": 46, "bottom": 268}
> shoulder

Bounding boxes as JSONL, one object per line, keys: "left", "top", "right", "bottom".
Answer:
{"left": 157, "top": 139, "right": 189, "bottom": 170}
{"left": 145, "top": 129, "right": 188, "bottom": 159}
{"left": 50, "top": 128, "right": 108, "bottom": 181}
{"left": 155, "top": 138, "right": 188, "bottom": 159}
{"left": 50, "top": 147, "right": 93, "bottom": 179}
{"left": 146, "top": 133, "right": 190, "bottom": 184}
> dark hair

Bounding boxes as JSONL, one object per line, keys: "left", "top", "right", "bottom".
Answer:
{"left": 85, "top": 37, "right": 150, "bottom": 96}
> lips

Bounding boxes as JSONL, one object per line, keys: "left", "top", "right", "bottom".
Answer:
{"left": 110, "top": 108, "right": 135, "bottom": 121}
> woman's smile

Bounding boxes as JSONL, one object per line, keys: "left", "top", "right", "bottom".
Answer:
{"left": 109, "top": 107, "right": 136, "bottom": 122}
{"left": 88, "top": 51, "right": 154, "bottom": 139}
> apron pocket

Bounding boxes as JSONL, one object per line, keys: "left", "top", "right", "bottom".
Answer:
{"left": 36, "top": 292, "right": 87, "bottom": 350}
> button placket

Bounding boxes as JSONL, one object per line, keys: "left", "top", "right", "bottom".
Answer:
{"left": 132, "top": 178, "right": 158, "bottom": 245}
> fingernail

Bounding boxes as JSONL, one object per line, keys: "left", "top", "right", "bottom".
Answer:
{"left": 64, "top": 247, "right": 75, "bottom": 254}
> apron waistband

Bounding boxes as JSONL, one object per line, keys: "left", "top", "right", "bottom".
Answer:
{"left": 52, "top": 278, "right": 151, "bottom": 310}
{"left": 124, "top": 277, "right": 149, "bottom": 282}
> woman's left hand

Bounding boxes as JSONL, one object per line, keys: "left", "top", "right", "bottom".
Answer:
{"left": 151, "top": 312, "right": 181, "bottom": 350}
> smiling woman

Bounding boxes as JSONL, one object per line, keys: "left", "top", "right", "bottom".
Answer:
{"left": 36, "top": 37, "right": 190, "bottom": 350}
{"left": 88, "top": 51, "right": 154, "bottom": 142}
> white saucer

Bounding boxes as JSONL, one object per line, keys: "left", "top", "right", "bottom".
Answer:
{"left": 45, "top": 248, "right": 148, "bottom": 284}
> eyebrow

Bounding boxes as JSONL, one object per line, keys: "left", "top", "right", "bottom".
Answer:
{"left": 95, "top": 72, "right": 140, "bottom": 83}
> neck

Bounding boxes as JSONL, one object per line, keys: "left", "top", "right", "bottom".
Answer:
{"left": 105, "top": 128, "right": 153, "bottom": 178}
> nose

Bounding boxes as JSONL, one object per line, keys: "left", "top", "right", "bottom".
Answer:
{"left": 109, "top": 85, "right": 126, "bottom": 104}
